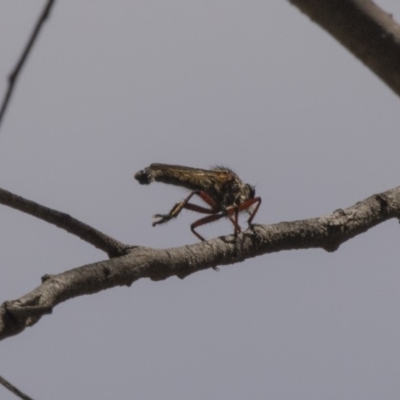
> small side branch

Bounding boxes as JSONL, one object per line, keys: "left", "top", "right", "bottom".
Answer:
{"left": 0, "top": 185, "right": 399, "bottom": 342}
{"left": 0, "top": 0, "right": 56, "bottom": 130}
{"left": 0, "top": 187, "right": 128, "bottom": 257}
{"left": 289, "top": 0, "right": 400, "bottom": 97}
{"left": 0, "top": 374, "right": 35, "bottom": 400}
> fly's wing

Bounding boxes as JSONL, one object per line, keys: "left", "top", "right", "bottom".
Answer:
{"left": 135, "top": 163, "right": 235, "bottom": 192}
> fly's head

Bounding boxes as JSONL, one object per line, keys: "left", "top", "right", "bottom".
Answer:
{"left": 238, "top": 182, "right": 256, "bottom": 205}
{"left": 244, "top": 183, "right": 256, "bottom": 200}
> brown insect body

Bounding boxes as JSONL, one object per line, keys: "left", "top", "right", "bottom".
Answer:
{"left": 134, "top": 163, "right": 261, "bottom": 241}
{"left": 136, "top": 163, "right": 253, "bottom": 210}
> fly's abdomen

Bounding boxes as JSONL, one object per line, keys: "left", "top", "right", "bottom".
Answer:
{"left": 134, "top": 163, "right": 212, "bottom": 191}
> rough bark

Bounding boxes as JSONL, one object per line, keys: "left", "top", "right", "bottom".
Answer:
{"left": 0, "top": 185, "right": 399, "bottom": 342}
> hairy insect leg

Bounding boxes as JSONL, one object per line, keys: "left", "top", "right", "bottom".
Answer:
{"left": 189, "top": 195, "right": 243, "bottom": 241}
{"left": 239, "top": 197, "right": 262, "bottom": 226}
{"left": 190, "top": 213, "right": 225, "bottom": 241}
{"left": 153, "top": 191, "right": 218, "bottom": 226}
{"left": 224, "top": 206, "right": 241, "bottom": 234}
{"left": 224, "top": 208, "right": 240, "bottom": 234}
{"left": 183, "top": 203, "right": 215, "bottom": 214}
{"left": 224, "top": 197, "right": 261, "bottom": 236}
{"left": 234, "top": 208, "right": 240, "bottom": 234}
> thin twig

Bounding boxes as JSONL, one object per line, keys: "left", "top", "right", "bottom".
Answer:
{"left": 0, "top": 374, "right": 35, "bottom": 400}
{"left": 0, "top": 0, "right": 56, "bottom": 130}
{"left": 0, "top": 187, "right": 128, "bottom": 257}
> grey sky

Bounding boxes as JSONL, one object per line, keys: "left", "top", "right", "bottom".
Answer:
{"left": 1, "top": 1, "right": 400, "bottom": 399}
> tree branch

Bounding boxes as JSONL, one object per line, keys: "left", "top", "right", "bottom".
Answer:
{"left": 289, "top": 0, "right": 400, "bottom": 97}
{"left": 0, "top": 187, "right": 128, "bottom": 257}
{"left": 0, "top": 374, "right": 35, "bottom": 400}
{"left": 1, "top": 185, "right": 399, "bottom": 342}
{"left": 0, "top": 0, "right": 56, "bottom": 130}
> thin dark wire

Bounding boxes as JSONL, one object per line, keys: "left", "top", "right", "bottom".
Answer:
{"left": 0, "top": 374, "right": 35, "bottom": 400}
{"left": 0, "top": 0, "right": 56, "bottom": 131}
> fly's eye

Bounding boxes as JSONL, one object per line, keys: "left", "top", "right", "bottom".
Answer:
{"left": 246, "top": 184, "right": 256, "bottom": 198}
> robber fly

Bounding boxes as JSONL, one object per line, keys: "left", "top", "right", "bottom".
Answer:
{"left": 134, "top": 163, "right": 261, "bottom": 241}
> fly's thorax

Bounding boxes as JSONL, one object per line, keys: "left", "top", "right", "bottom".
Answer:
{"left": 234, "top": 182, "right": 255, "bottom": 205}
{"left": 215, "top": 175, "right": 252, "bottom": 209}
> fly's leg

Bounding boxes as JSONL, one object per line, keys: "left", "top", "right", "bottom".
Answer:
{"left": 190, "top": 213, "right": 226, "bottom": 241}
{"left": 225, "top": 197, "right": 262, "bottom": 228}
{"left": 153, "top": 191, "right": 218, "bottom": 226}
{"left": 224, "top": 206, "right": 241, "bottom": 235}
{"left": 242, "top": 197, "right": 262, "bottom": 226}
